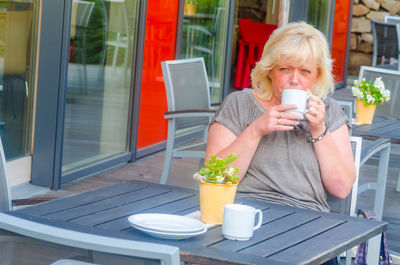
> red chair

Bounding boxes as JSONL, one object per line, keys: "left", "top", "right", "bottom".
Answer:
{"left": 234, "top": 20, "right": 277, "bottom": 89}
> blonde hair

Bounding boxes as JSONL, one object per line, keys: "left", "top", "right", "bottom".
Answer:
{"left": 251, "top": 22, "right": 334, "bottom": 100}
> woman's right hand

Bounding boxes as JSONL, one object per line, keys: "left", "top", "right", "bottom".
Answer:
{"left": 251, "top": 104, "right": 302, "bottom": 137}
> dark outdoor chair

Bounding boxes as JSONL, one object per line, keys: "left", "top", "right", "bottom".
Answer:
{"left": 371, "top": 20, "right": 400, "bottom": 71}
{"left": 358, "top": 65, "right": 400, "bottom": 192}
{"left": 160, "top": 58, "right": 216, "bottom": 185}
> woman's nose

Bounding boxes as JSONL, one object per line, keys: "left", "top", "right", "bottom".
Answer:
{"left": 289, "top": 71, "right": 300, "bottom": 85}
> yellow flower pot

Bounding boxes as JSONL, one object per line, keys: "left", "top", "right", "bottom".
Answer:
{"left": 199, "top": 181, "right": 238, "bottom": 225}
{"left": 355, "top": 98, "right": 376, "bottom": 124}
{"left": 184, "top": 3, "right": 196, "bottom": 15}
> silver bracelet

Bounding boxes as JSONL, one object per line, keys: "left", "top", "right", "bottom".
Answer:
{"left": 308, "top": 126, "right": 328, "bottom": 143}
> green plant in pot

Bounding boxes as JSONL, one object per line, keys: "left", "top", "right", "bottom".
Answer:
{"left": 193, "top": 154, "right": 240, "bottom": 224}
{"left": 352, "top": 77, "right": 391, "bottom": 124}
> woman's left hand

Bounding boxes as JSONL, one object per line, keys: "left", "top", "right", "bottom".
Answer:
{"left": 305, "top": 93, "right": 326, "bottom": 134}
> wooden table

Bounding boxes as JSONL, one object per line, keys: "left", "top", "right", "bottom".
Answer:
{"left": 4, "top": 180, "right": 387, "bottom": 265}
{"left": 352, "top": 115, "right": 400, "bottom": 144}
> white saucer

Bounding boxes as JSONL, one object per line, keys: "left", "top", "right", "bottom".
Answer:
{"left": 131, "top": 223, "right": 207, "bottom": 240}
{"left": 128, "top": 213, "right": 206, "bottom": 233}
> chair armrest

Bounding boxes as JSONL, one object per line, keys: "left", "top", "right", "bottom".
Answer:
{"left": 164, "top": 109, "right": 216, "bottom": 119}
{"left": 360, "top": 138, "right": 391, "bottom": 166}
{"left": 357, "top": 209, "right": 378, "bottom": 219}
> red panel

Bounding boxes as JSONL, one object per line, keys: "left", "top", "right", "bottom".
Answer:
{"left": 137, "top": 0, "right": 178, "bottom": 149}
{"left": 331, "top": 0, "right": 351, "bottom": 84}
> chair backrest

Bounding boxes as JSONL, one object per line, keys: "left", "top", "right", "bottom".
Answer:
{"left": 239, "top": 19, "right": 277, "bottom": 44}
{"left": 0, "top": 136, "right": 11, "bottom": 212}
{"left": 0, "top": 213, "right": 180, "bottom": 265}
{"left": 327, "top": 136, "right": 361, "bottom": 217}
{"left": 161, "top": 58, "right": 211, "bottom": 130}
{"left": 359, "top": 65, "right": 400, "bottom": 119}
{"left": 371, "top": 20, "right": 400, "bottom": 70}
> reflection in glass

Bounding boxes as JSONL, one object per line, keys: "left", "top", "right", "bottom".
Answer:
{"left": 180, "top": 0, "right": 230, "bottom": 104}
{"left": 62, "top": 0, "right": 139, "bottom": 173}
{"left": 0, "top": 2, "right": 36, "bottom": 160}
{"left": 307, "top": 0, "right": 333, "bottom": 39}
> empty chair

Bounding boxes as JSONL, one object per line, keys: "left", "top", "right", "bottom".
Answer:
{"left": 160, "top": 58, "right": 216, "bottom": 184}
{"left": 328, "top": 135, "right": 391, "bottom": 265}
{"left": 233, "top": 20, "right": 277, "bottom": 89}
{"left": 358, "top": 65, "right": 400, "bottom": 192}
{"left": 359, "top": 66, "right": 400, "bottom": 119}
{"left": 0, "top": 213, "right": 180, "bottom": 265}
{"left": 371, "top": 20, "right": 400, "bottom": 71}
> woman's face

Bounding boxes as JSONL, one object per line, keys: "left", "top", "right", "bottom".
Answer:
{"left": 268, "top": 61, "right": 319, "bottom": 101}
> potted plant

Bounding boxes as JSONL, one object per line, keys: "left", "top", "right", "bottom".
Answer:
{"left": 184, "top": 0, "right": 197, "bottom": 15}
{"left": 193, "top": 154, "right": 240, "bottom": 224}
{"left": 351, "top": 77, "right": 391, "bottom": 124}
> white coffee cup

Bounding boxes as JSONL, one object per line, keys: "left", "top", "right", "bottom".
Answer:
{"left": 222, "top": 204, "right": 263, "bottom": 241}
{"left": 281, "top": 89, "right": 310, "bottom": 119}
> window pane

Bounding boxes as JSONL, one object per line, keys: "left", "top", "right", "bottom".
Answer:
{"left": 180, "top": 0, "right": 231, "bottom": 103}
{"left": 0, "top": 2, "right": 37, "bottom": 160}
{"left": 307, "top": 0, "right": 334, "bottom": 38}
{"left": 62, "top": 0, "right": 139, "bottom": 173}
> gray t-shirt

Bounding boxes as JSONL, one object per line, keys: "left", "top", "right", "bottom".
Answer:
{"left": 211, "top": 91, "right": 348, "bottom": 212}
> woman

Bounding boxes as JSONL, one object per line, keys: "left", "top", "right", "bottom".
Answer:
{"left": 206, "top": 22, "right": 356, "bottom": 213}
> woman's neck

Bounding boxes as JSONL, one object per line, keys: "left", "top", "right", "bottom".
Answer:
{"left": 252, "top": 91, "right": 280, "bottom": 110}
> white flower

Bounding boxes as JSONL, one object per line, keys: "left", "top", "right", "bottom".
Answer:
{"left": 226, "top": 167, "right": 235, "bottom": 176}
{"left": 216, "top": 175, "right": 224, "bottom": 182}
{"left": 374, "top": 77, "right": 385, "bottom": 90}
{"left": 383, "top": 90, "right": 391, "bottom": 98}
{"left": 366, "top": 94, "right": 375, "bottom": 103}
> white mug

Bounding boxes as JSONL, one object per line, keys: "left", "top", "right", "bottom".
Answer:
{"left": 222, "top": 204, "right": 263, "bottom": 241}
{"left": 281, "top": 89, "right": 310, "bottom": 119}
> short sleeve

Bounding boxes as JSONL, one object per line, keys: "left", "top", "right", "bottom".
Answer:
{"left": 210, "top": 92, "right": 259, "bottom": 136}
{"left": 324, "top": 97, "right": 350, "bottom": 132}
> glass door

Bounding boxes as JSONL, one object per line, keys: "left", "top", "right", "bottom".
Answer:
{"left": 0, "top": 1, "right": 38, "bottom": 186}
{"left": 179, "top": 0, "right": 231, "bottom": 104}
{"left": 62, "top": 0, "right": 140, "bottom": 175}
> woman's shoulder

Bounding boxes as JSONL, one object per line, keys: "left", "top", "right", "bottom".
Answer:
{"left": 323, "top": 95, "right": 343, "bottom": 110}
{"left": 220, "top": 90, "right": 255, "bottom": 107}
{"left": 225, "top": 90, "right": 254, "bottom": 101}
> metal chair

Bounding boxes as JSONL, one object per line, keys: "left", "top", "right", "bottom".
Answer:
{"left": 359, "top": 66, "right": 400, "bottom": 119}
{"left": 0, "top": 213, "right": 180, "bottom": 265}
{"left": 160, "top": 58, "right": 215, "bottom": 185}
{"left": 371, "top": 20, "right": 400, "bottom": 71}
{"left": 328, "top": 135, "right": 391, "bottom": 265}
{"left": 358, "top": 66, "right": 400, "bottom": 192}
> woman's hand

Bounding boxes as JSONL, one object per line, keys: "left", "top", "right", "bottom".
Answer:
{"left": 251, "top": 104, "right": 301, "bottom": 137}
{"left": 305, "top": 93, "right": 326, "bottom": 135}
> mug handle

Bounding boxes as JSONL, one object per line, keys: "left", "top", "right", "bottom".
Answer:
{"left": 253, "top": 209, "right": 263, "bottom": 231}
